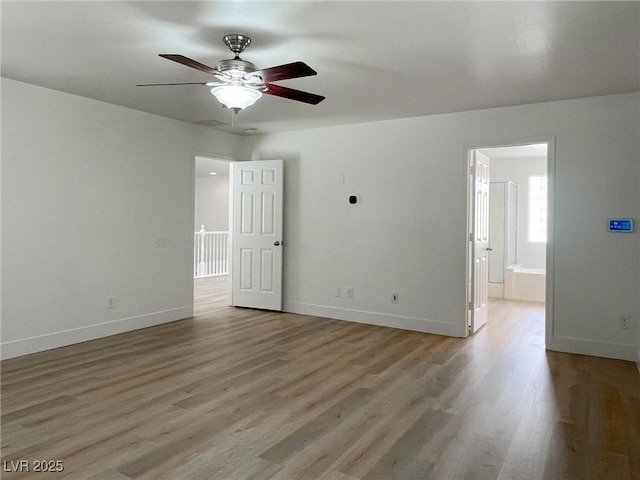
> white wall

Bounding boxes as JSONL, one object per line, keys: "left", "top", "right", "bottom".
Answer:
{"left": 1, "top": 78, "right": 237, "bottom": 359}
{"left": 242, "top": 93, "right": 640, "bottom": 361}
{"left": 194, "top": 175, "right": 229, "bottom": 232}
{"left": 490, "top": 156, "right": 547, "bottom": 270}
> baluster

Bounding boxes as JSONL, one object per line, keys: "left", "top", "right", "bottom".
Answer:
{"left": 206, "top": 231, "right": 211, "bottom": 277}
{"left": 212, "top": 233, "right": 215, "bottom": 275}
{"left": 218, "top": 233, "right": 222, "bottom": 274}
{"left": 199, "top": 225, "right": 206, "bottom": 278}
{"left": 224, "top": 232, "right": 228, "bottom": 274}
{"left": 210, "top": 233, "right": 214, "bottom": 276}
{"left": 214, "top": 233, "right": 219, "bottom": 275}
{"left": 210, "top": 230, "right": 214, "bottom": 277}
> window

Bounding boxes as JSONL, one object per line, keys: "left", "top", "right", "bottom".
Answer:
{"left": 528, "top": 175, "right": 547, "bottom": 243}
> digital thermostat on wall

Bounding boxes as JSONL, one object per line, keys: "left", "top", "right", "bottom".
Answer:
{"left": 608, "top": 218, "right": 634, "bottom": 232}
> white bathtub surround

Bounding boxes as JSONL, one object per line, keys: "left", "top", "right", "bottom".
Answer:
{"left": 505, "top": 265, "right": 546, "bottom": 303}
{"left": 488, "top": 282, "right": 505, "bottom": 299}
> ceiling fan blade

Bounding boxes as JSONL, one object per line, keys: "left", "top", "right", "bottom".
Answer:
{"left": 137, "top": 82, "right": 208, "bottom": 86}
{"left": 247, "top": 61, "right": 317, "bottom": 83}
{"left": 265, "top": 83, "right": 325, "bottom": 105}
{"left": 159, "top": 54, "right": 218, "bottom": 75}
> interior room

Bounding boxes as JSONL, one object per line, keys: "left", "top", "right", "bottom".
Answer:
{"left": 481, "top": 143, "right": 548, "bottom": 304}
{"left": 2, "top": 1, "right": 639, "bottom": 479}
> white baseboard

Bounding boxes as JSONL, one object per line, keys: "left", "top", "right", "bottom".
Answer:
{"left": 284, "top": 301, "right": 465, "bottom": 337}
{"left": 0, "top": 306, "right": 193, "bottom": 360}
{"left": 547, "top": 334, "right": 637, "bottom": 363}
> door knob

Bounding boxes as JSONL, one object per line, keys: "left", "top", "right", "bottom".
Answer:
{"left": 486, "top": 247, "right": 493, "bottom": 251}
{"left": 274, "top": 241, "right": 281, "bottom": 246}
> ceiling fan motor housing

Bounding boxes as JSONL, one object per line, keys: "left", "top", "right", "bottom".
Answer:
{"left": 223, "top": 34, "right": 251, "bottom": 56}
{"left": 215, "top": 58, "right": 258, "bottom": 78}
{"left": 216, "top": 34, "right": 260, "bottom": 81}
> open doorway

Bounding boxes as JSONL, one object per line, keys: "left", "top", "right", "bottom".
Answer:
{"left": 194, "top": 156, "right": 232, "bottom": 313}
{"left": 467, "top": 141, "right": 552, "bottom": 344}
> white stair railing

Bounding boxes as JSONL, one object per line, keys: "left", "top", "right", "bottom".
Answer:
{"left": 194, "top": 225, "right": 229, "bottom": 278}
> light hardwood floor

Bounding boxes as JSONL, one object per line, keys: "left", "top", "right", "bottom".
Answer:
{"left": 2, "top": 276, "right": 639, "bottom": 479}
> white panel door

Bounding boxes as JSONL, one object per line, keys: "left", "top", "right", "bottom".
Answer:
{"left": 231, "top": 160, "right": 283, "bottom": 311}
{"left": 471, "top": 150, "right": 490, "bottom": 333}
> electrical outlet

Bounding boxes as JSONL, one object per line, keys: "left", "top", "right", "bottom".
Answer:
{"left": 108, "top": 296, "right": 116, "bottom": 309}
{"left": 334, "top": 287, "right": 341, "bottom": 297}
{"left": 346, "top": 288, "right": 354, "bottom": 298}
{"left": 156, "top": 237, "right": 169, "bottom": 248}
{"left": 391, "top": 293, "right": 399, "bottom": 304}
{"left": 619, "top": 315, "right": 631, "bottom": 329}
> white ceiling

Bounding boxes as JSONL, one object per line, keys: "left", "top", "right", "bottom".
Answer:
{"left": 478, "top": 143, "right": 547, "bottom": 160}
{"left": 2, "top": 1, "right": 638, "bottom": 135}
{"left": 195, "top": 156, "right": 230, "bottom": 177}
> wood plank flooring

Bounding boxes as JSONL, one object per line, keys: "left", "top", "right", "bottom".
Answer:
{"left": 2, "top": 276, "right": 639, "bottom": 479}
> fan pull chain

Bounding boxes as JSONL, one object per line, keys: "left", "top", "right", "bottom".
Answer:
{"left": 231, "top": 107, "right": 240, "bottom": 128}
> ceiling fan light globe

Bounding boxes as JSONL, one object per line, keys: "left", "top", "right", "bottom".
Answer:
{"left": 210, "top": 86, "right": 262, "bottom": 110}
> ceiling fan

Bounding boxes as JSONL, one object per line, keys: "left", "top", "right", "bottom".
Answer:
{"left": 138, "top": 34, "right": 325, "bottom": 116}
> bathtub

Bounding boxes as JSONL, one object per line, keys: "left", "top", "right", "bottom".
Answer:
{"left": 504, "top": 265, "right": 546, "bottom": 303}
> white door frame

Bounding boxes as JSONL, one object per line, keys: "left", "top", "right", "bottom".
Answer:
{"left": 193, "top": 156, "right": 284, "bottom": 311}
{"left": 192, "top": 153, "right": 235, "bottom": 308}
{"left": 464, "top": 135, "right": 555, "bottom": 345}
